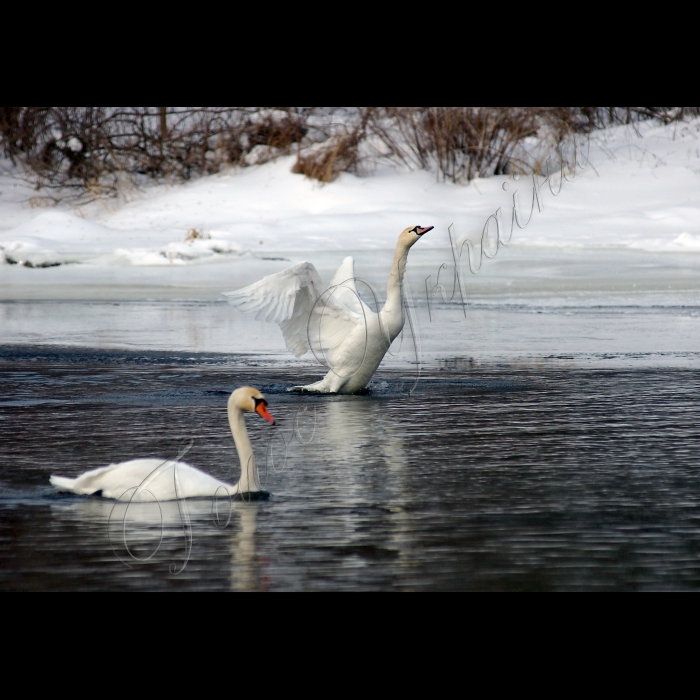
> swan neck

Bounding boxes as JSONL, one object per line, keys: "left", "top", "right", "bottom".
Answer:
{"left": 384, "top": 240, "right": 410, "bottom": 316}
{"left": 228, "top": 406, "right": 259, "bottom": 492}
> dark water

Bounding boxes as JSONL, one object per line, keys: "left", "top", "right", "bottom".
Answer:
{"left": 1, "top": 345, "right": 699, "bottom": 591}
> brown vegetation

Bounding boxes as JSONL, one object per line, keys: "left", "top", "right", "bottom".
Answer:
{"left": 0, "top": 107, "right": 308, "bottom": 197}
{"left": 1, "top": 107, "right": 697, "bottom": 199}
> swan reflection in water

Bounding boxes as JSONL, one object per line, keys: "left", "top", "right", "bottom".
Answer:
{"left": 228, "top": 502, "right": 260, "bottom": 592}
{"left": 281, "top": 394, "right": 417, "bottom": 569}
{"left": 50, "top": 495, "right": 264, "bottom": 590}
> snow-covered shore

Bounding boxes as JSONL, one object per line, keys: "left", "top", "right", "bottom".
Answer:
{"left": 1, "top": 118, "right": 700, "bottom": 275}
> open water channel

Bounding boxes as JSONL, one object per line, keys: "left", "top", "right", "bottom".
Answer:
{"left": 1, "top": 247, "right": 699, "bottom": 590}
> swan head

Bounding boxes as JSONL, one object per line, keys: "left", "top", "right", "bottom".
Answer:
{"left": 229, "top": 386, "right": 275, "bottom": 425}
{"left": 399, "top": 225, "right": 434, "bottom": 248}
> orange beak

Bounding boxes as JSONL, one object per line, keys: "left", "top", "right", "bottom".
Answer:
{"left": 255, "top": 402, "right": 275, "bottom": 425}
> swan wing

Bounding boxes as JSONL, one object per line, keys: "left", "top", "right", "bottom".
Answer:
{"left": 223, "top": 262, "right": 324, "bottom": 324}
{"left": 326, "top": 255, "right": 379, "bottom": 320}
{"left": 50, "top": 459, "right": 233, "bottom": 501}
{"left": 223, "top": 261, "right": 364, "bottom": 358}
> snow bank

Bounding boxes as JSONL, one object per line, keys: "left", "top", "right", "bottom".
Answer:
{"left": 0, "top": 210, "right": 247, "bottom": 267}
{"left": 1, "top": 117, "right": 699, "bottom": 275}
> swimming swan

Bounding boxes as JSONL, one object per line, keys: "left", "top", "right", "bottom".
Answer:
{"left": 49, "top": 387, "right": 275, "bottom": 501}
{"left": 223, "top": 225, "right": 432, "bottom": 394}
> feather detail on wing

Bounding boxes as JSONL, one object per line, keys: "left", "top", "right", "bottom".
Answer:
{"left": 223, "top": 261, "right": 365, "bottom": 359}
{"left": 326, "top": 256, "right": 379, "bottom": 319}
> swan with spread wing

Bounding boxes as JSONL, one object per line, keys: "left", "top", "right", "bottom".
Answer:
{"left": 223, "top": 225, "right": 432, "bottom": 394}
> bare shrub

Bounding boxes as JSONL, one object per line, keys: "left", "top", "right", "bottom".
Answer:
{"left": 292, "top": 135, "right": 355, "bottom": 181}
{"left": 365, "top": 107, "right": 601, "bottom": 182}
{"left": 360, "top": 107, "right": 700, "bottom": 183}
{"left": 2, "top": 106, "right": 698, "bottom": 196}
{"left": 0, "top": 107, "right": 309, "bottom": 199}
{"left": 292, "top": 109, "right": 373, "bottom": 182}
{"left": 587, "top": 107, "right": 700, "bottom": 128}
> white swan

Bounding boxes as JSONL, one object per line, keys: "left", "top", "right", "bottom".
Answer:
{"left": 49, "top": 387, "right": 275, "bottom": 501}
{"left": 223, "top": 225, "right": 432, "bottom": 394}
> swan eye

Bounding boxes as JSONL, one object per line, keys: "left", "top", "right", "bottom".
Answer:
{"left": 253, "top": 397, "right": 267, "bottom": 408}
{"left": 410, "top": 226, "right": 419, "bottom": 233}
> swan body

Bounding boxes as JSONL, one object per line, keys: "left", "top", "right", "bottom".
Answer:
{"left": 50, "top": 387, "right": 275, "bottom": 501}
{"left": 223, "top": 225, "right": 432, "bottom": 394}
{"left": 49, "top": 458, "right": 231, "bottom": 501}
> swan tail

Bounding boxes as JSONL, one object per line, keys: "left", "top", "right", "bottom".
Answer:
{"left": 50, "top": 475, "right": 79, "bottom": 493}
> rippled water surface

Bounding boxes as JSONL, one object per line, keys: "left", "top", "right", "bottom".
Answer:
{"left": 1, "top": 346, "right": 699, "bottom": 591}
